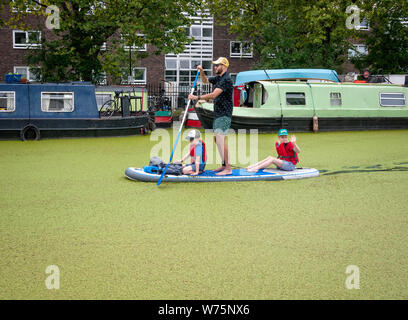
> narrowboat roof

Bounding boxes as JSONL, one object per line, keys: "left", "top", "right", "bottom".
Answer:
{"left": 95, "top": 85, "right": 146, "bottom": 92}
{"left": 234, "top": 69, "right": 340, "bottom": 86}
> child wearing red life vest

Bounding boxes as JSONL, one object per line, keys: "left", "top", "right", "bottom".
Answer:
{"left": 175, "top": 129, "right": 207, "bottom": 175}
{"left": 246, "top": 129, "right": 301, "bottom": 172}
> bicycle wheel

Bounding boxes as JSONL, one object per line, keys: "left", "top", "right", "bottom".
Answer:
{"left": 100, "top": 100, "right": 116, "bottom": 118}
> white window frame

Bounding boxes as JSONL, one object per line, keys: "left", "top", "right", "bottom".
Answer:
{"left": 330, "top": 92, "right": 342, "bottom": 106}
{"left": 348, "top": 44, "right": 367, "bottom": 59}
{"left": 189, "top": 25, "right": 213, "bottom": 39}
{"left": 230, "top": 41, "right": 253, "bottom": 58}
{"left": 11, "top": 0, "right": 41, "bottom": 13}
{"left": 286, "top": 92, "right": 306, "bottom": 106}
{"left": 0, "top": 91, "right": 16, "bottom": 112}
{"left": 379, "top": 93, "right": 406, "bottom": 107}
{"left": 131, "top": 67, "right": 147, "bottom": 84}
{"left": 13, "top": 66, "right": 39, "bottom": 82}
{"left": 41, "top": 92, "right": 75, "bottom": 112}
{"left": 355, "top": 18, "right": 370, "bottom": 31}
{"left": 13, "top": 30, "right": 41, "bottom": 49}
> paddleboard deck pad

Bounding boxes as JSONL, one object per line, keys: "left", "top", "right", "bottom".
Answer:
{"left": 125, "top": 167, "right": 319, "bottom": 182}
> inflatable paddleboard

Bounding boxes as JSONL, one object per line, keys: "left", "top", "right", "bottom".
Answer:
{"left": 125, "top": 167, "right": 319, "bottom": 182}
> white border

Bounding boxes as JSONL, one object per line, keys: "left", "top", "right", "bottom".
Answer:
{"left": 13, "top": 30, "right": 41, "bottom": 49}
{"left": 41, "top": 92, "right": 75, "bottom": 112}
{"left": 379, "top": 92, "right": 406, "bottom": 107}
{"left": 0, "top": 91, "right": 16, "bottom": 112}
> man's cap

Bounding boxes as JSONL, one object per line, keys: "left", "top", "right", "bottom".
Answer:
{"left": 212, "top": 57, "right": 229, "bottom": 68}
{"left": 186, "top": 129, "right": 200, "bottom": 140}
{"left": 278, "top": 129, "right": 289, "bottom": 136}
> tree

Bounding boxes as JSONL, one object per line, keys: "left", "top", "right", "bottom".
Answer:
{"left": 350, "top": 0, "right": 408, "bottom": 74}
{"left": 208, "top": 0, "right": 359, "bottom": 72}
{"left": 4, "top": 0, "right": 204, "bottom": 83}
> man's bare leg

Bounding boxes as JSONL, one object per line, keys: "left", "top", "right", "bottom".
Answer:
{"left": 216, "top": 135, "right": 232, "bottom": 175}
{"left": 213, "top": 134, "right": 225, "bottom": 172}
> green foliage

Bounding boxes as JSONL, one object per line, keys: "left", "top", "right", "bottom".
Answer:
{"left": 5, "top": 0, "right": 204, "bottom": 83}
{"left": 350, "top": 0, "right": 408, "bottom": 74}
{"left": 208, "top": 0, "right": 358, "bottom": 72}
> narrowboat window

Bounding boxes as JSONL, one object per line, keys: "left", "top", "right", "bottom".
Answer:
{"left": 95, "top": 93, "right": 112, "bottom": 110}
{"left": 41, "top": 92, "right": 74, "bottom": 112}
{"left": 330, "top": 92, "right": 342, "bottom": 106}
{"left": 0, "top": 92, "right": 16, "bottom": 112}
{"left": 379, "top": 93, "right": 406, "bottom": 107}
{"left": 286, "top": 92, "right": 306, "bottom": 105}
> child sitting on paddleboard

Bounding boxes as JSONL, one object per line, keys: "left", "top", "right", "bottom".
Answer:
{"left": 246, "top": 129, "right": 301, "bottom": 172}
{"left": 175, "top": 130, "right": 207, "bottom": 175}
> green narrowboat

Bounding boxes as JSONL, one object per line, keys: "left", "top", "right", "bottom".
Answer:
{"left": 195, "top": 69, "right": 408, "bottom": 131}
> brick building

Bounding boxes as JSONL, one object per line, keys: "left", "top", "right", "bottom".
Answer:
{"left": 0, "top": 6, "right": 259, "bottom": 86}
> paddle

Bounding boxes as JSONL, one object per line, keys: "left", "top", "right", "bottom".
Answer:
{"left": 157, "top": 70, "right": 200, "bottom": 186}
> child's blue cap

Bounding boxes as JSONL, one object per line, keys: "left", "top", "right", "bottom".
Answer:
{"left": 278, "top": 129, "right": 289, "bottom": 136}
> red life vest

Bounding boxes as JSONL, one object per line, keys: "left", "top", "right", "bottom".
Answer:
{"left": 190, "top": 140, "right": 207, "bottom": 164}
{"left": 275, "top": 142, "right": 299, "bottom": 165}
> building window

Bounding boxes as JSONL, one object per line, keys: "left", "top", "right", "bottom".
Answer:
{"left": 330, "top": 92, "right": 342, "bottom": 106}
{"left": 356, "top": 19, "right": 370, "bottom": 31}
{"left": 0, "top": 92, "right": 16, "bottom": 112}
{"left": 14, "top": 66, "right": 40, "bottom": 82}
{"left": 165, "top": 58, "right": 212, "bottom": 85}
{"left": 286, "top": 92, "right": 306, "bottom": 105}
{"left": 165, "top": 11, "right": 213, "bottom": 85}
{"left": 11, "top": 0, "right": 41, "bottom": 12}
{"left": 189, "top": 26, "right": 213, "bottom": 39}
{"left": 379, "top": 93, "right": 406, "bottom": 107}
{"left": 230, "top": 41, "right": 253, "bottom": 58}
{"left": 13, "top": 30, "right": 41, "bottom": 49}
{"left": 348, "top": 44, "right": 367, "bottom": 59}
{"left": 132, "top": 68, "right": 146, "bottom": 84}
{"left": 41, "top": 92, "right": 74, "bottom": 112}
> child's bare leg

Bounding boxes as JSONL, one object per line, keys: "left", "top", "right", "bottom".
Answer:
{"left": 247, "top": 156, "right": 275, "bottom": 172}
{"left": 246, "top": 156, "right": 273, "bottom": 170}
{"left": 182, "top": 166, "right": 193, "bottom": 175}
{"left": 271, "top": 158, "right": 284, "bottom": 168}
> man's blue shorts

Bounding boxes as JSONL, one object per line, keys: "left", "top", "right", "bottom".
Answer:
{"left": 213, "top": 116, "right": 231, "bottom": 135}
{"left": 278, "top": 160, "right": 296, "bottom": 171}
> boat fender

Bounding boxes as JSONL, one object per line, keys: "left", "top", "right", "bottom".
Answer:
{"left": 313, "top": 115, "right": 318, "bottom": 133}
{"left": 20, "top": 124, "right": 40, "bottom": 141}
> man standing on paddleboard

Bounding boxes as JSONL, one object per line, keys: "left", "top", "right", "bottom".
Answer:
{"left": 188, "top": 57, "right": 233, "bottom": 176}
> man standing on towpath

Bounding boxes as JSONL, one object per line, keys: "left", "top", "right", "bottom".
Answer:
{"left": 188, "top": 57, "right": 233, "bottom": 176}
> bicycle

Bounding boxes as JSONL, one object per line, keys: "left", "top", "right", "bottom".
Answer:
{"left": 99, "top": 90, "right": 123, "bottom": 118}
